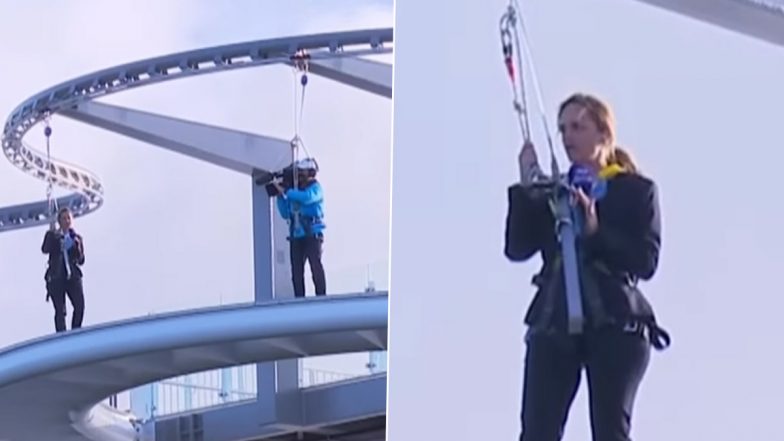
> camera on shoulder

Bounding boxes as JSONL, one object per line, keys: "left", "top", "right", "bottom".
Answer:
{"left": 255, "top": 158, "right": 319, "bottom": 197}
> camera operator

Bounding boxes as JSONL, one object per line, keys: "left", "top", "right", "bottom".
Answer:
{"left": 41, "top": 207, "right": 86, "bottom": 333}
{"left": 270, "top": 159, "right": 326, "bottom": 298}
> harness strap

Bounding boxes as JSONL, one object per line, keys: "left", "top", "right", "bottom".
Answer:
{"left": 287, "top": 210, "right": 323, "bottom": 239}
{"left": 532, "top": 257, "right": 672, "bottom": 351}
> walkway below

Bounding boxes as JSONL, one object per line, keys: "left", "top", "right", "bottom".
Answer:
{"left": 0, "top": 293, "right": 387, "bottom": 441}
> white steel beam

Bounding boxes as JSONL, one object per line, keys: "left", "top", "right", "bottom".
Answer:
{"left": 301, "top": 56, "right": 392, "bottom": 98}
{"left": 633, "top": 0, "right": 784, "bottom": 47}
{"left": 60, "top": 101, "right": 292, "bottom": 175}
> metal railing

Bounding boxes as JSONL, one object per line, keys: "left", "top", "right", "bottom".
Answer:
{"left": 119, "top": 263, "right": 389, "bottom": 420}
{"left": 124, "top": 352, "right": 387, "bottom": 420}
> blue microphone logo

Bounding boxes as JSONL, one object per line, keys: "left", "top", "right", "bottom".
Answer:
{"left": 568, "top": 164, "right": 596, "bottom": 195}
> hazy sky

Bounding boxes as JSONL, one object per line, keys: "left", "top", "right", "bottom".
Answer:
{"left": 388, "top": 0, "right": 784, "bottom": 440}
{"left": 0, "top": 0, "right": 393, "bottom": 396}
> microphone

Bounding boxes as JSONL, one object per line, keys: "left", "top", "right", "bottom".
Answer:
{"left": 568, "top": 163, "right": 596, "bottom": 196}
{"left": 566, "top": 164, "right": 597, "bottom": 237}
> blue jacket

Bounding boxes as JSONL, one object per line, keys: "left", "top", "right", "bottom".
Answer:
{"left": 276, "top": 180, "right": 325, "bottom": 239}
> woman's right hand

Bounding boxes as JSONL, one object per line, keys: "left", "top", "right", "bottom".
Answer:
{"left": 518, "top": 140, "right": 539, "bottom": 183}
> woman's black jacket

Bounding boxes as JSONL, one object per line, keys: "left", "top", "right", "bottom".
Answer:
{"left": 42, "top": 229, "right": 85, "bottom": 282}
{"left": 504, "top": 172, "right": 670, "bottom": 349}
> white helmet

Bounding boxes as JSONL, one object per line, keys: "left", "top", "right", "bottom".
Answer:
{"left": 295, "top": 158, "right": 319, "bottom": 172}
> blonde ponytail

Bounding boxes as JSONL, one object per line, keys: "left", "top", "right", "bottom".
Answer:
{"left": 608, "top": 146, "right": 639, "bottom": 175}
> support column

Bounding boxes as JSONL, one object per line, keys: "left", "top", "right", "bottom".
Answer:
{"left": 130, "top": 386, "right": 151, "bottom": 420}
{"left": 220, "top": 369, "right": 231, "bottom": 403}
{"left": 183, "top": 375, "right": 193, "bottom": 412}
{"left": 272, "top": 200, "right": 301, "bottom": 426}
{"left": 252, "top": 176, "right": 274, "bottom": 304}
{"left": 252, "top": 175, "right": 301, "bottom": 427}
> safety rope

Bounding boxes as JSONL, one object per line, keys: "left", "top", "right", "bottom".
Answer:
{"left": 499, "top": 7, "right": 531, "bottom": 143}
{"left": 290, "top": 49, "right": 313, "bottom": 188}
{"left": 43, "top": 110, "right": 57, "bottom": 229}
{"left": 499, "top": 0, "right": 561, "bottom": 181}
{"left": 500, "top": 0, "right": 586, "bottom": 334}
{"left": 287, "top": 49, "right": 312, "bottom": 237}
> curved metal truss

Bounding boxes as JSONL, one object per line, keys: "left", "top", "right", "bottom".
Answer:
{"left": 1, "top": 28, "right": 393, "bottom": 232}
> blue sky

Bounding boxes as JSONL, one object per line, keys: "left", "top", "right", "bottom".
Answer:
{"left": 0, "top": 0, "right": 393, "bottom": 408}
{"left": 388, "top": 0, "right": 784, "bottom": 440}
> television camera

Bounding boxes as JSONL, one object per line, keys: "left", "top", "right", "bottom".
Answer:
{"left": 258, "top": 158, "right": 320, "bottom": 197}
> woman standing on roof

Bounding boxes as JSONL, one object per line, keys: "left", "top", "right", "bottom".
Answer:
{"left": 273, "top": 158, "right": 327, "bottom": 298}
{"left": 42, "top": 207, "right": 86, "bottom": 333}
{"left": 504, "top": 93, "right": 670, "bottom": 441}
